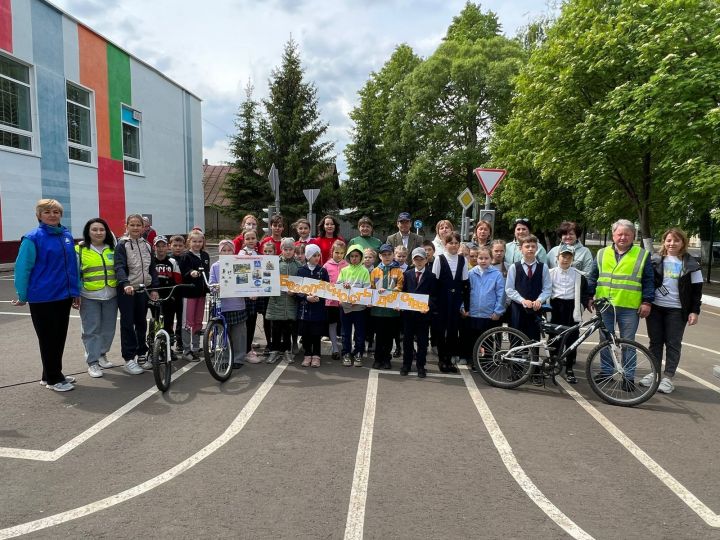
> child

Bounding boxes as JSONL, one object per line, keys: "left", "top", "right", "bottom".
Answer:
{"left": 363, "top": 248, "right": 377, "bottom": 270}
{"left": 363, "top": 248, "right": 377, "bottom": 352}
{"left": 393, "top": 245, "right": 409, "bottom": 271}
{"left": 422, "top": 240, "right": 436, "bottom": 266}
{"left": 239, "top": 229, "right": 262, "bottom": 363}
{"left": 460, "top": 246, "right": 505, "bottom": 364}
{"left": 152, "top": 236, "right": 182, "bottom": 353}
{"left": 259, "top": 214, "right": 284, "bottom": 255}
{"left": 257, "top": 241, "right": 275, "bottom": 356}
{"left": 209, "top": 239, "right": 247, "bottom": 369}
{"left": 292, "top": 218, "right": 313, "bottom": 245}
{"left": 370, "top": 244, "right": 404, "bottom": 370}
{"left": 431, "top": 232, "right": 468, "bottom": 373}
{"left": 169, "top": 235, "right": 187, "bottom": 353}
{"left": 292, "top": 242, "right": 305, "bottom": 352}
{"left": 323, "top": 240, "right": 348, "bottom": 360}
{"left": 467, "top": 245, "right": 479, "bottom": 270}
{"left": 505, "top": 235, "right": 552, "bottom": 341}
{"left": 114, "top": 214, "right": 159, "bottom": 374}
{"left": 179, "top": 228, "right": 210, "bottom": 361}
{"left": 294, "top": 243, "right": 306, "bottom": 265}
{"left": 491, "top": 239, "right": 508, "bottom": 277}
{"left": 338, "top": 243, "right": 371, "bottom": 366}
{"left": 296, "top": 244, "right": 329, "bottom": 367}
{"left": 402, "top": 247, "right": 437, "bottom": 378}
{"left": 549, "top": 245, "right": 590, "bottom": 384}
{"left": 266, "top": 237, "right": 300, "bottom": 364}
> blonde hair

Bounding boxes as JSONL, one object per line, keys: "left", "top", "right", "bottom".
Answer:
{"left": 435, "top": 219, "right": 454, "bottom": 235}
{"left": 186, "top": 229, "right": 206, "bottom": 249}
{"left": 394, "top": 245, "right": 408, "bottom": 255}
{"left": 331, "top": 239, "right": 347, "bottom": 253}
{"left": 659, "top": 227, "right": 688, "bottom": 256}
{"left": 35, "top": 199, "right": 63, "bottom": 217}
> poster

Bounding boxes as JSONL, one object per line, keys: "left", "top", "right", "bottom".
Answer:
{"left": 217, "top": 255, "right": 280, "bottom": 298}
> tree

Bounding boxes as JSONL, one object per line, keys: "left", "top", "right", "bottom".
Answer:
{"left": 224, "top": 83, "right": 271, "bottom": 219}
{"left": 258, "top": 39, "right": 336, "bottom": 224}
{"left": 493, "top": 0, "right": 720, "bottom": 241}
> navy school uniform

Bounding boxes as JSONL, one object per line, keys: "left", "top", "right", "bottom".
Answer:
{"left": 401, "top": 267, "right": 437, "bottom": 372}
{"left": 296, "top": 264, "right": 330, "bottom": 358}
{"left": 433, "top": 254, "right": 468, "bottom": 367}
{"left": 509, "top": 260, "right": 547, "bottom": 341}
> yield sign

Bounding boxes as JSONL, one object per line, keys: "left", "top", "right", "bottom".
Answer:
{"left": 303, "top": 188, "right": 320, "bottom": 206}
{"left": 474, "top": 168, "right": 507, "bottom": 196}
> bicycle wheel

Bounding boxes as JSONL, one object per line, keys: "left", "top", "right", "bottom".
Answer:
{"left": 153, "top": 333, "right": 172, "bottom": 392}
{"left": 585, "top": 338, "right": 660, "bottom": 406}
{"left": 473, "top": 327, "right": 536, "bottom": 389}
{"left": 204, "top": 320, "right": 233, "bottom": 382}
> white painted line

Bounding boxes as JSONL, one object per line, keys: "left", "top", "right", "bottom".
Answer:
{"left": 674, "top": 368, "right": 720, "bottom": 394}
{"left": 0, "top": 362, "right": 200, "bottom": 461}
{"left": 459, "top": 367, "right": 594, "bottom": 540}
{"left": 344, "top": 370, "right": 378, "bottom": 540}
{"left": 0, "top": 362, "right": 288, "bottom": 539}
{"left": 635, "top": 332, "right": 720, "bottom": 357}
{"left": 702, "top": 294, "right": 720, "bottom": 308}
{"left": 558, "top": 378, "right": 720, "bottom": 527}
{"left": 375, "top": 369, "right": 462, "bottom": 379}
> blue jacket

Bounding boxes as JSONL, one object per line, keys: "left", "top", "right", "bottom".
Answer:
{"left": 296, "top": 264, "right": 329, "bottom": 322}
{"left": 466, "top": 265, "right": 505, "bottom": 319}
{"left": 15, "top": 223, "right": 80, "bottom": 303}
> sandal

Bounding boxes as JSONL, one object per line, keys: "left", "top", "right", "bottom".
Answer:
{"left": 565, "top": 370, "right": 577, "bottom": 384}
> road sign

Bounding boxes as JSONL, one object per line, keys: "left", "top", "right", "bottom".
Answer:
{"left": 268, "top": 164, "right": 280, "bottom": 194}
{"left": 413, "top": 219, "right": 423, "bottom": 230}
{"left": 457, "top": 188, "right": 475, "bottom": 210}
{"left": 474, "top": 168, "right": 507, "bottom": 196}
{"left": 303, "top": 188, "right": 320, "bottom": 206}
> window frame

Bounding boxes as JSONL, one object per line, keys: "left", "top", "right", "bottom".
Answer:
{"left": 65, "top": 80, "right": 96, "bottom": 166}
{"left": 0, "top": 52, "right": 36, "bottom": 155}
{"left": 121, "top": 103, "right": 143, "bottom": 176}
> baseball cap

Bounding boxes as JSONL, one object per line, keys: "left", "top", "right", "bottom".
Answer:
{"left": 411, "top": 247, "right": 427, "bottom": 259}
{"left": 153, "top": 235, "right": 168, "bottom": 245}
{"left": 397, "top": 212, "right": 412, "bottom": 221}
{"left": 558, "top": 244, "right": 575, "bottom": 255}
{"left": 378, "top": 243, "right": 394, "bottom": 254}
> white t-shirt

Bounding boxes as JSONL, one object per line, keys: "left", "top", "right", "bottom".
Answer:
{"left": 654, "top": 255, "right": 703, "bottom": 309}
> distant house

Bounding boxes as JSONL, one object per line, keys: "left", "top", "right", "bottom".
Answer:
{"left": 203, "top": 161, "right": 237, "bottom": 236}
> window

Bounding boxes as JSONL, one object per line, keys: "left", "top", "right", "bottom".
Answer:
{"left": 0, "top": 55, "right": 33, "bottom": 152}
{"left": 121, "top": 105, "right": 141, "bottom": 173}
{"left": 66, "top": 82, "right": 93, "bottom": 163}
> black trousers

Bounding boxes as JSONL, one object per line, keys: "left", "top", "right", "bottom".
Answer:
{"left": 646, "top": 305, "right": 685, "bottom": 376}
{"left": 403, "top": 315, "right": 430, "bottom": 370}
{"left": 173, "top": 296, "right": 184, "bottom": 349}
{"left": 30, "top": 298, "right": 73, "bottom": 385}
{"left": 374, "top": 316, "right": 400, "bottom": 364}
{"left": 550, "top": 298, "right": 578, "bottom": 369}
{"left": 118, "top": 290, "right": 149, "bottom": 361}
{"left": 246, "top": 313, "right": 258, "bottom": 353}
{"left": 510, "top": 303, "right": 541, "bottom": 341}
{"left": 303, "top": 334, "right": 322, "bottom": 356}
{"left": 462, "top": 318, "right": 501, "bottom": 360}
{"left": 271, "top": 320, "right": 292, "bottom": 352}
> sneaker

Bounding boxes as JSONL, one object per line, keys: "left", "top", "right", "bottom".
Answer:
{"left": 621, "top": 378, "right": 636, "bottom": 392}
{"left": 657, "top": 377, "right": 674, "bottom": 394}
{"left": 392, "top": 347, "right": 402, "bottom": 358}
{"left": 266, "top": 351, "right": 280, "bottom": 364}
{"left": 124, "top": 359, "right": 144, "bottom": 375}
{"left": 40, "top": 375, "right": 77, "bottom": 386}
{"left": 182, "top": 351, "right": 201, "bottom": 362}
{"left": 139, "top": 355, "right": 153, "bottom": 370}
{"left": 284, "top": 351, "right": 295, "bottom": 364}
{"left": 458, "top": 359, "right": 468, "bottom": 366}
{"left": 88, "top": 364, "right": 103, "bottom": 378}
{"left": 714, "top": 366, "right": 720, "bottom": 379}
{"left": 262, "top": 347, "right": 271, "bottom": 356}
{"left": 98, "top": 355, "right": 114, "bottom": 369}
{"left": 353, "top": 356, "right": 363, "bottom": 367}
{"left": 638, "top": 373, "right": 655, "bottom": 387}
{"left": 331, "top": 351, "right": 341, "bottom": 361}
{"left": 47, "top": 381, "right": 74, "bottom": 392}
{"left": 302, "top": 356, "right": 312, "bottom": 367}
{"left": 343, "top": 354, "right": 353, "bottom": 367}
{"left": 246, "top": 350, "right": 262, "bottom": 364}
{"left": 311, "top": 356, "right": 321, "bottom": 368}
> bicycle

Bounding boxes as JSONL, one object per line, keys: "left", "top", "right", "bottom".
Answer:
{"left": 472, "top": 298, "right": 661, "bottom": 407}
{"left": 199, "top": 268, "right": 234, "bottom": 383}
{"left": 140, "top": 283, "right": 192, "bottom": 392}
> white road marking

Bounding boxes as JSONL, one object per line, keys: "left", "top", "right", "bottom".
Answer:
{"left": 344, "top": 370, "right": 378, "bottom": 540}
{"left": 675, "top": 368, "right": 720, "bottom": 394}
{"left": 0, "top": 363, "right": 200, "bottom": 461}
{"left": 558, "top": 378, "right": 720, "bottom": 527}
{"left": 0, "top": 362, "right": 288, "bottom": 539}
{"left": 375, "top": 369, "right": 462, "bottom": 379}
{"left": 459, "top": 367, "right": 594, "bottom": 540}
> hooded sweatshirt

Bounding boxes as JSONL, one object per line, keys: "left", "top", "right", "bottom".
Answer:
{"left": 337, "top": 244, "right": 371, "bottom": 313}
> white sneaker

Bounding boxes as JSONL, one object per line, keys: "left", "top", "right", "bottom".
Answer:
{"left": 284, "top": 351, "right": 295, "bottom": 364}
{"left": 47, "top": 381, "right": 74, "bottom": 392}
{"left": 98, "top": 355, "right": 114, "bottom": 369}
{"left": 40, "top": 375, "right": 76, "bottom": 386}
{"left": 657, "top": 377, "right": 675, "bottom": 394}
{"left": 638, "top": 373, "right": 655, "bottom": 387}
{"left": 266, "top": 351, "right": 280, "bottom": 364}
{"left": 139, "top": 356, "right": 154, "bottom": 370}
{"left": 88, "top": 364, "right": 103, "bottom": 378}
{"left": 124, "top": 359, "right": 144, "bottom": 375}
{"left": 713, "top": 366, "right": 720, "bottom": 379}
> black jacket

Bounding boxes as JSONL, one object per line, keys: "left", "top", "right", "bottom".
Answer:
{"left": 651, "top": 253, "right": 702, "bottom": 320}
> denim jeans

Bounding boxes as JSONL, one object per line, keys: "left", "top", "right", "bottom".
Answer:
{"left": 80, "top": 296, "right": 118, "bottom": 365}
{"left": 600, "top": 306, "right": 640, "bottom": 379}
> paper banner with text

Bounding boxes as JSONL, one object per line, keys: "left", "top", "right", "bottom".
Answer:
{"left": 280, "top": 275, "right": 429, "bottom": 313}
{"left": 217, "top": 255, "right": 281, "bottom": 298}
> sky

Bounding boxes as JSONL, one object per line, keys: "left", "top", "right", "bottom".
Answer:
{"left": 52, "top": 0, "right": 551, "bottom": 178}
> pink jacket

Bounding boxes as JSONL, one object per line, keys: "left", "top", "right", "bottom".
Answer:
{"left": 323, "top": 258, "right": 348, "bottom": 307}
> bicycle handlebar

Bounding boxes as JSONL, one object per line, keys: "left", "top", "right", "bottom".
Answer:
{"left": 135, "top": 283, "right": 193, "bottom": 302}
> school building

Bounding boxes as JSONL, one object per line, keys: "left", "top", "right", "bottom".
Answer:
{"left": 0, "top": 0, "right": 202, "bottom": 256}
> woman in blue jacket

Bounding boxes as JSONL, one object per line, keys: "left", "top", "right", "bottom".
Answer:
{"left": 13, "top": 199, "right": 80, "bottom": 392}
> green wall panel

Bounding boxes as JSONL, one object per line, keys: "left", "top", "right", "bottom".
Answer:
{"left": 107, "top": 43, "right": 131, "bottom": 161}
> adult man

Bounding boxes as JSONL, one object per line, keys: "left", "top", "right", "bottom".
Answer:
{"left": 587, "top": 219, "right": 655, "bottom": 389}
{"left": 504, "top": 218, "right": 547, "bottom": 265}
{"left": 349, "top": 216, "right": 383, "bottom": 253}
{"left": 386, "top": 212, "right": 423, "bottom": 252}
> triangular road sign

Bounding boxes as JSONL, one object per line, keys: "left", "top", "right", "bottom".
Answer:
{"left": 474, "top": 168, "right": 507, "bottom": 196}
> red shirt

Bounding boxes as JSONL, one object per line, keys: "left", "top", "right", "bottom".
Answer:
{"left": 232, "top": 234, "right": 244, "bottom": 254}
{"left": 259, "top": 236, "right": 282, "bottom": 256}
{"left": 309, "top": 235, "right": 344, "bottom": 266}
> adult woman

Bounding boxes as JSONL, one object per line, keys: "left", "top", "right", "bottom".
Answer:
{"left": 13, "top": 199, "right": 80, "bottom": 392}
{"left": 76, "top": 218, "right": 118, "bottom": 378}
{"left": 546, "top": 221, "right": 594, "bottom": 274}
{"left": 309, "top": 215, "right": 344, "bottom": 265}
{"left": 431, "top": 219, "right": 454, "bottom": 257}
{"left": 232, "top": 214, "right": 258, "bottom": 254}
{"left": 473, "top": 220, "right": 493, "bottom": 247}
{"left": 640, "top": 228, "right": 702, "bottom": 394}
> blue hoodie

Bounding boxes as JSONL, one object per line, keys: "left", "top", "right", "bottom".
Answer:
{"left": 467, "top": 264, "right": 505, "bottom": 319}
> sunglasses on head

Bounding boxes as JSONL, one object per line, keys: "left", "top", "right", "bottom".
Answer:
{"left": 514, "top": 218, "right": 530, "bottom": 225}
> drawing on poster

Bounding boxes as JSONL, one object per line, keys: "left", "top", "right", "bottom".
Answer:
{"left": 234, "top": 263, "right": 251, "bottom": 274}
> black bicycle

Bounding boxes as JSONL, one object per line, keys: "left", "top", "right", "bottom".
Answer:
{"left": 472, "top": 298, "right": 661, "bottom": 407}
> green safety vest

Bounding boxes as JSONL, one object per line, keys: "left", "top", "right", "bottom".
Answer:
{"left": 595, "top": 245, "right": 648, "bottom": 309}
{"left": 76, "top": 244, "right": 117, "bottom": 290}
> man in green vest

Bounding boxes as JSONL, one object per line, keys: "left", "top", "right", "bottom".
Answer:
{"left": 588, "top": 219, "right": 655, "bottom": 390}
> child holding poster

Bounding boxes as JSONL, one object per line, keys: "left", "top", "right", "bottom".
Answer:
{"left": 266, "top": 238, "right": 300, "bottom": 364}
{"left": 323, "top": 240, "right": 348, "bottom": 360}
{"left": 338, "top": 244, "right": 371, "bottom": 367}
{"left": 296, "top": 244, "right": 329, "bottom": 367}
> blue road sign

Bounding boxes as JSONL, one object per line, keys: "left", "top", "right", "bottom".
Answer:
{"left": 414, "top": 219, "right": 423, "bottom": 230}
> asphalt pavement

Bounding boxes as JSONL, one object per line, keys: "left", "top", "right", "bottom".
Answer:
{"left": 1, "top": 272, "right": 720, "bottom": 539}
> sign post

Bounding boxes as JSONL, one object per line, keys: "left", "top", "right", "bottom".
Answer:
{"left": 413, "top": 219, "right": 423, "bottom": 236}
{"left": 303, "top": 188, "right": 321, "bottom": 233}
{"left": 268, "top": 164, "right": 280, "bottom": 214}
{"left": 457, "top": 188, "right": 475, "bottom": 241}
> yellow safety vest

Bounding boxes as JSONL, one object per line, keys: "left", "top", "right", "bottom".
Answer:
{"left": 595, "top": 245, "right": 648, "bottom": 309}
{"left": 76, "top": 244, "right": 117, "bottom": 290}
